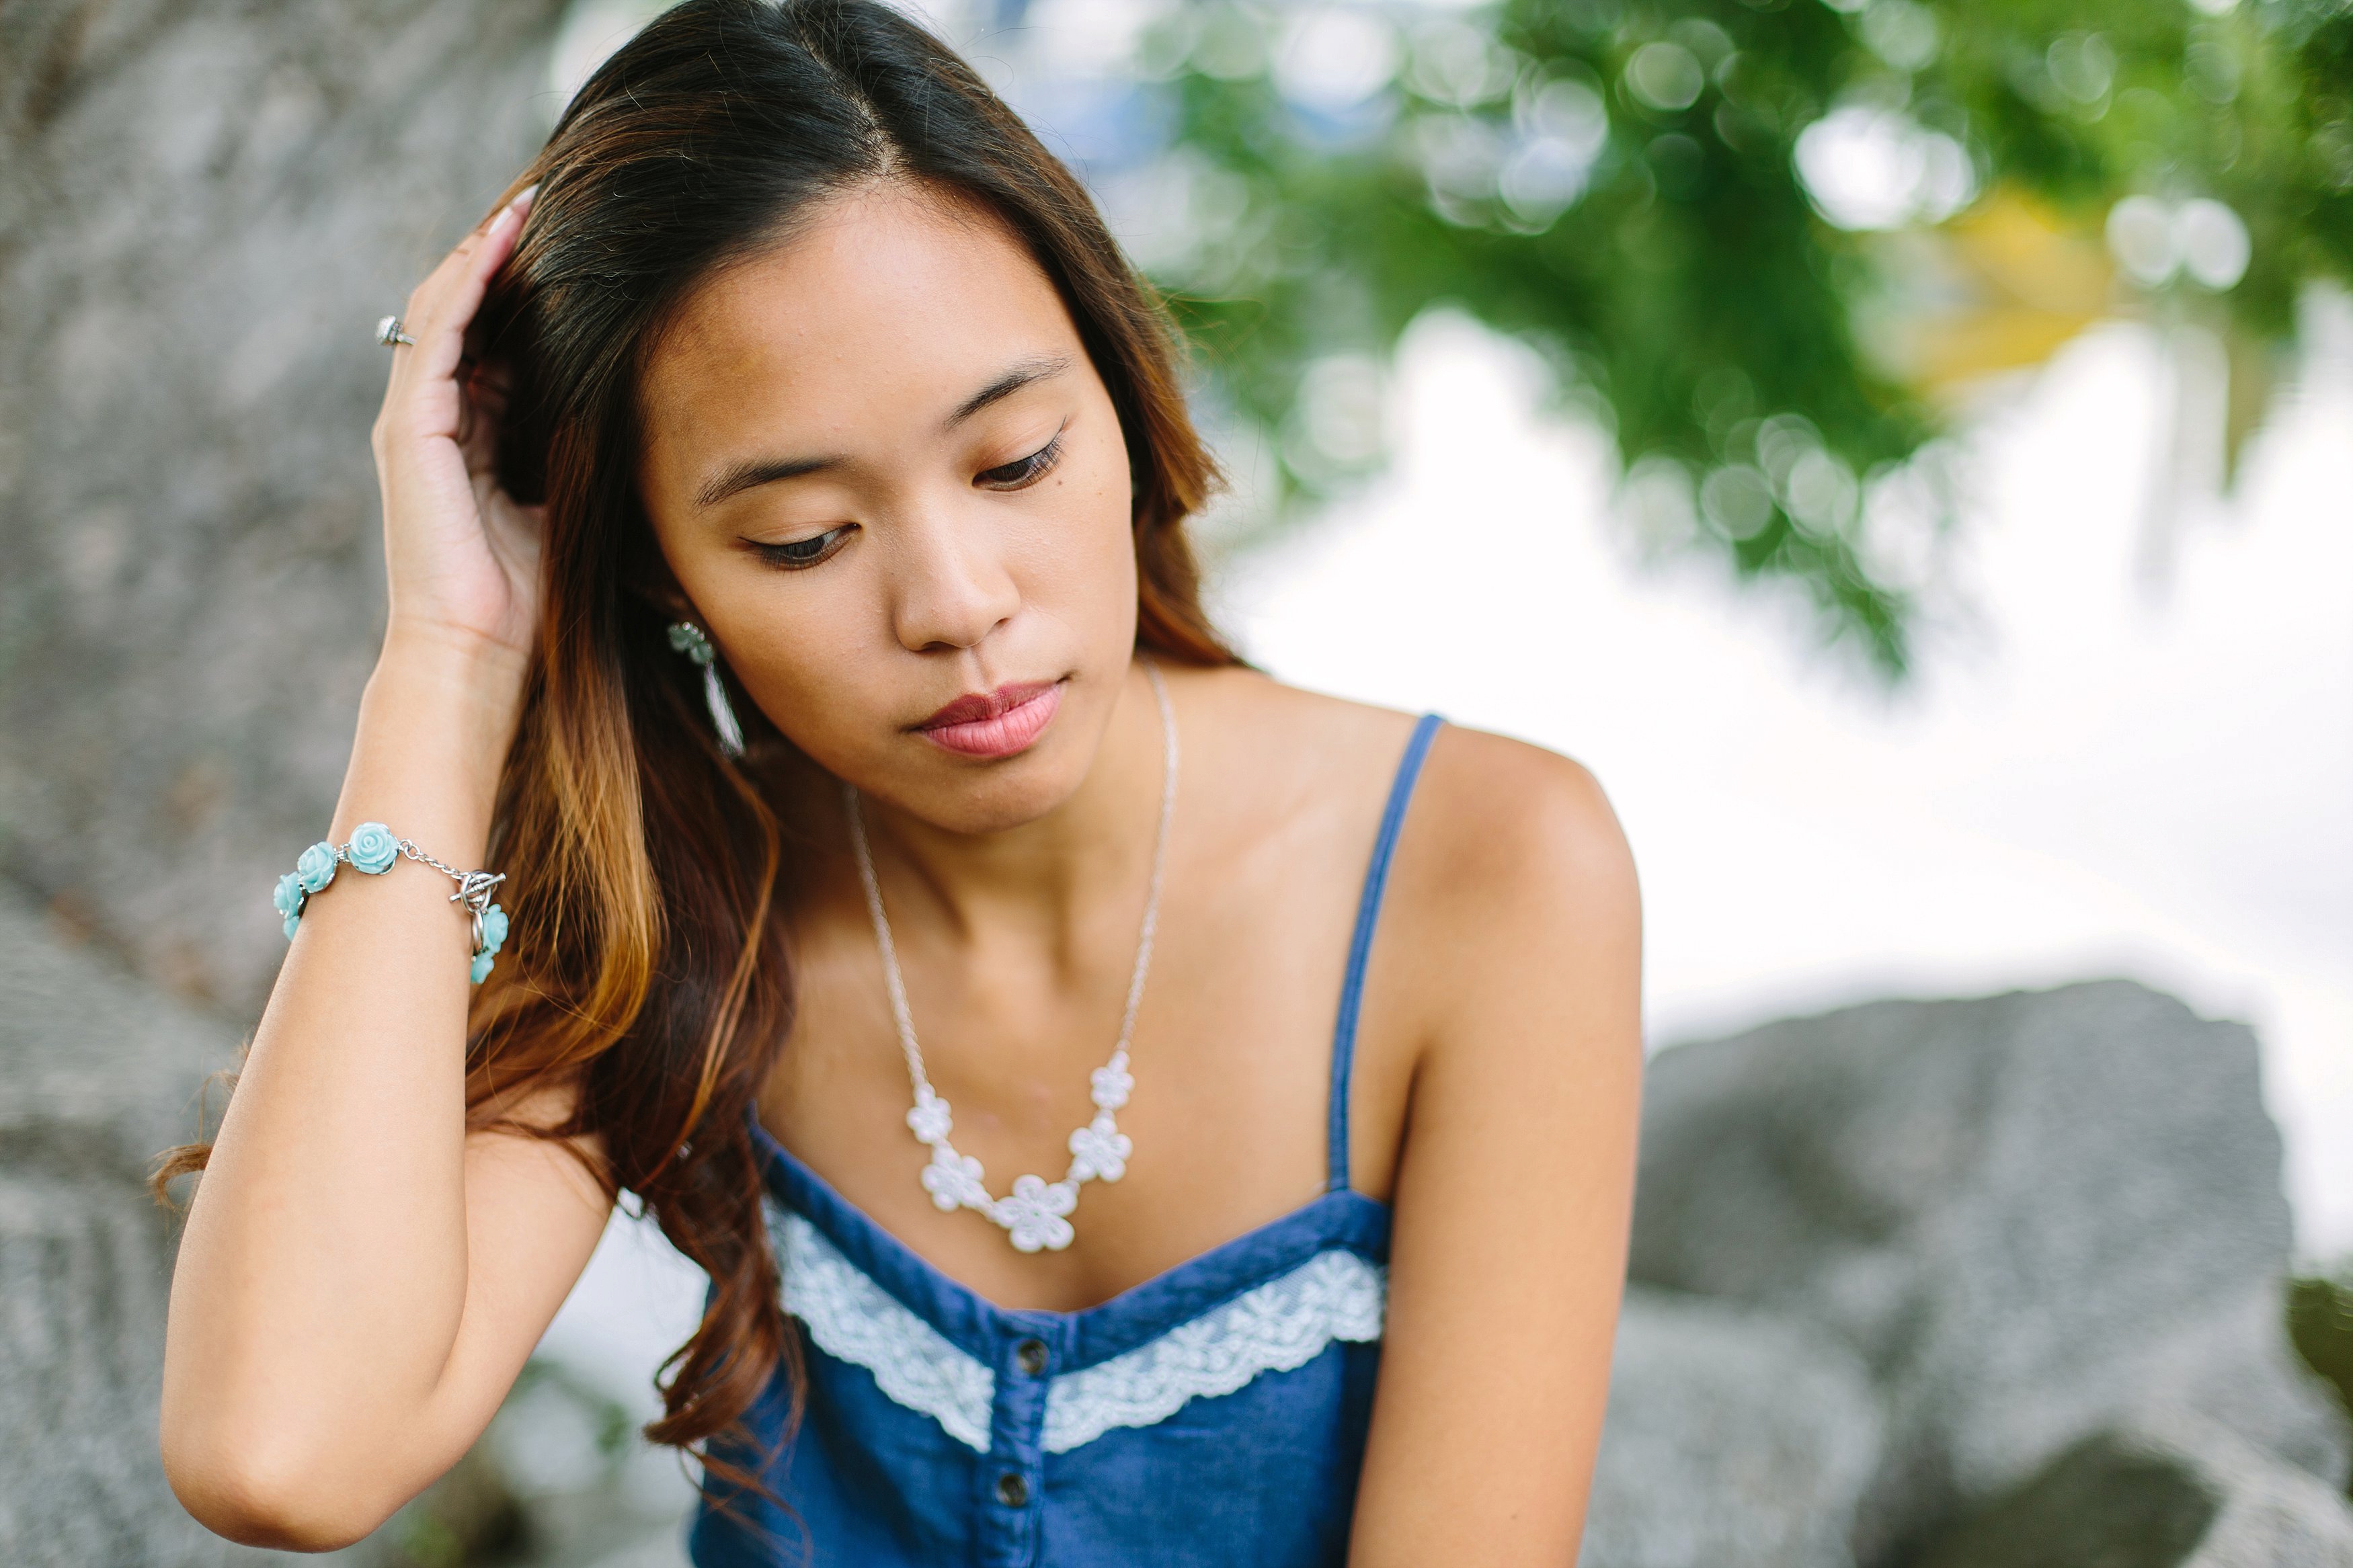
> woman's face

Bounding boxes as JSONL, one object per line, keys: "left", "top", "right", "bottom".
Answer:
{"left": 636, "top": 183, "right": 1140, "bottom": 833}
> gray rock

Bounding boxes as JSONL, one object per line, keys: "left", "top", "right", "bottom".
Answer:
{"left": 0, "top": 0, "right": 565, "bottom": 1016}
{"left": 0, "top": 862, "right": 685, "bottom": 1563}
{"left": 1581, "top": 1286, "right": 1884, "bottom": 1568}
{"left": 1632, "top": 982, "right": 2351, "bottom": 1561}
{"left": 0, "top": 884, "right": 275, "bottom": 1564}
{"left": 1913, "top": 1411, "right": 2353, "bottom": 1568}
{"left": 1, "top": 3, "right": 565, "bottom": 1549}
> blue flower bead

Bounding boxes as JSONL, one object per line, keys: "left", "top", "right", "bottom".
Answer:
{"left": 274, "top": 872, "right": 307, "bottom": 941}
{"left": 479, "top": 904, "right": 510, "bottom": 956}
{"left": 348, "top": 822, "right": 400, "bottom": 875}
{"left": 295, "top": 841, "right": 339, "bottom": 895}
{"left": 470, "top": 951, "right": 496, "bottom": 985}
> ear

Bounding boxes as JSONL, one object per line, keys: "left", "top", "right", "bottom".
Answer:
{"left": 619, "top": 517, "right": 697, "bottom": 624}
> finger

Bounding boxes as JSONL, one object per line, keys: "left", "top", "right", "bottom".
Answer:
{"left": 387, "top": 220, "right": 496, "bottom": 365}
{"left": 405, "top": 183, "right": 538, "bottom": 329}
{"left": 377, "top": 187, "right": 534, "bottom": 444}
{"left": 407, "top": 188, "right": 536, "bottom": 389}
{"left": 384, "top": 185, "right": 531, "bottom": 396}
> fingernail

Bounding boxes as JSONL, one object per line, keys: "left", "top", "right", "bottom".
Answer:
{"left": 508, "top": 183, "right": 540, "bottom": 219}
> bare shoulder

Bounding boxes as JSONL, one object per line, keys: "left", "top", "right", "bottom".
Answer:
{"left": 1170, "top": 665, "right": 1632, "bottom": 882}
{"left": 1385, "top": 720, "right": 1642, "bottom": 1048}
{"left": 1414, "top": 725, "right": 1636, "bottom": 918}
{"left": 1172, "top": 661, "right": 1638, "bottom": 991}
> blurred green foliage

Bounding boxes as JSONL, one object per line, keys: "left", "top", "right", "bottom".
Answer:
{"left": 1138, "top": 0, "right": 2353, "bottom": 670}
{"left": 387, "top": 1446, "right": 532, "bottom": 1568}
{"left": 2289, "top": 1270, "right": 2353, "bottom": 1493}
{"left": 370, "top": 1357, "right": 635, "bottom": 1566}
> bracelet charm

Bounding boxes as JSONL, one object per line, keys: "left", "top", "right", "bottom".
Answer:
{"left": 273, "top": 823, "right": 509, "bottom": 983}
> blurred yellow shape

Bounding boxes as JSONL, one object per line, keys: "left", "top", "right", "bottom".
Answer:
{"left": 1876, "top": 189, "right": 2115, "bottom": 394}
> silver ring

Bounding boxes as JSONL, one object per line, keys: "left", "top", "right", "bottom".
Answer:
{"left": 374, "top": 314, "right": 415, "bottom": 348}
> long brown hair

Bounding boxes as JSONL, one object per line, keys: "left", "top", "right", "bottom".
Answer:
{"left": 160, "top": 0, "right": 1237, "bottom": 1477}
{"left": 462, "top": 0, "right": 1234, "bottom": 1466}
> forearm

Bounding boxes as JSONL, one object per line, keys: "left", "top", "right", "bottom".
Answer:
{"left": 161, "top": 631, "right": 531, "bottom": 1534}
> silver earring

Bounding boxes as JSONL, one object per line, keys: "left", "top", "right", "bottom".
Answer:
{"left": 666, "top": 621, "right": 746, "bottom": 757}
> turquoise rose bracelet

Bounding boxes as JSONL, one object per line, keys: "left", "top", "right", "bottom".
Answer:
{"left": 273, "top": 823, "right": 510, "bottom": 984}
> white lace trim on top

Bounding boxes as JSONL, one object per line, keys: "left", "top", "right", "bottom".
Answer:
{"left": 773, "top": 1206, "right": 1385, "bottom": 1455}
{"left": 775, "top": 1209, "right": 996, "bottom": 1450}
{"left": 1041, "top": 1246, "right": 1385, "bottom": 1452}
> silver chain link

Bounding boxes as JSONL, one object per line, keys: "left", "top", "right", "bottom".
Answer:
{"left": 329, "top": 835, "right": 505, "bottom": 914}
{"left": 393, "top": 837, "right": 507, "bottom": 913}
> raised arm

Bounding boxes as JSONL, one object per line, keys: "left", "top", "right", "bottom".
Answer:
{"left": 159, "top": 188, "right": 613, "bottom": 1551}
{"left": 1349, "top": 732, "right": 1644, "bottom": 1564}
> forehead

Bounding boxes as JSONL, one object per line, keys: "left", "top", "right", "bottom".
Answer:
{"left": 639, "top": 183, "right": 1080, "bottom": 462}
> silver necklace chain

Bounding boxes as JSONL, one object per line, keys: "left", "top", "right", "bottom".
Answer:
{"left": 843, "top": 660, "right": 1179, "bottom": 1253}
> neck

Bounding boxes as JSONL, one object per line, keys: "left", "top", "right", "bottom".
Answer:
{"left": 849, "top": 657, "right": 1170, "bottom": 948}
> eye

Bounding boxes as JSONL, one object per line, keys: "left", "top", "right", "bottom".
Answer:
{"left": 748, "top": 525, "right": 853, "bottom": 570}
{"left": 975, "top": 430, "right": 1066, "bottom": 491}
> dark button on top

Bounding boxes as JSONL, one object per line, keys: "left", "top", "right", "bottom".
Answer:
{"left": 1014, "top": 1337, "right": 1049, "bottom": 1376}
{"left": 995, "top": 1471, "right": 1029, "bottom": 1508}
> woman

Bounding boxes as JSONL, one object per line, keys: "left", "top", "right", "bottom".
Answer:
{"left": 158, "top": 1, "right": 1641, "bottom": 1562}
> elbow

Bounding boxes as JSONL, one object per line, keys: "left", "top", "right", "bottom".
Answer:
{"left": 161, "top": 1419, "right": 395, "bottom": 1552}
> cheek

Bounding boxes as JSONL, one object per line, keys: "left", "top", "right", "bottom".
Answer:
{"left": 719, "top": 577, "right": 896, "bottom": 741}
{"left": 644, "top": 523, "right": 877, "bottom": 745}
{"left": 1015, "top": 428, "right": 1138, "bottom": 633}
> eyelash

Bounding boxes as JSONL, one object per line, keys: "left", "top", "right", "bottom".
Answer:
{"left": 746, "top": 431, "right": 1066, "bottom": 571}
{"left": 977, "top": 430, "right": 1065, "bottom": 491}
{"left": 750, "top": 528, "right": 850, "bottom": 571}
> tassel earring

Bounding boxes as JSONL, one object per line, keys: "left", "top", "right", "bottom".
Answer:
{"left": 666, "top": 620, "right": 746, "bottom": 757}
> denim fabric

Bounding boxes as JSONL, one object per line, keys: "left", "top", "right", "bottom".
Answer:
{"left": 692, "top": 715, "right": 1443, "bottom": 1568}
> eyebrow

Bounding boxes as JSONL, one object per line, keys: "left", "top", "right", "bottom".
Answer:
{"left": 945, "top": 353, "right": 1071, "bottom": 427}
{"left": 694, "top": 452, "right": 840, "bottom": 509}
{"left": 693, "top": 352, "right": 1075, "bottom": 511}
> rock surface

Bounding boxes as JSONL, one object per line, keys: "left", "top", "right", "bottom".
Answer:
{"left": 0, "top": 882, "right": 643, "bottom": 1568}
{"left": 1, "top": 6, "right": 560, "bottom": 1544}
{"left": 1913, "top": 1413, "right": 2353, "bottom": 1568}
{"left": 1581, "top": 1286, "right": 1883, "bottom": 1568}
{"left": 1631, "top": 981, "right": 2351, "bottom": 1561}
{"left": 0, "top": 887, "right": 269, "bottom": 1565}
{"left": 0, "top": 0, "right": 564, "bottom": 1016}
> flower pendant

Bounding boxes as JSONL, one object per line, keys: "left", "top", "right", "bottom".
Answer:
{"left": 902, "top": 1075, "right": 1127, "bottom": 1253}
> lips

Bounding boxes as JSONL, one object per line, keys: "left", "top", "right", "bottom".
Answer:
{"left": 916, "top": 679, "right": 1063, "bottom": 758}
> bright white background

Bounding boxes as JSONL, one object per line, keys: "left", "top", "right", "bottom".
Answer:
{"left": 539, "top": 292, "right": 2353, "bottom": 1423}
{"left": 1222, "top": 304, "right": 2353, "bottom": 1255}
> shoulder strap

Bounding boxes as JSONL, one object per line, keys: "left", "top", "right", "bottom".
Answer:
{"left": 1327, "top": 714, "right": 1443, "bottom": 1192}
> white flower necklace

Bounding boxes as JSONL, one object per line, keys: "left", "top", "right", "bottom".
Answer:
{"left": 843, "top": 661, "right": 1178, "bottom": 1253}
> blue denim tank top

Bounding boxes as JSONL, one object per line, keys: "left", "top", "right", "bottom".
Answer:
{"left": 691, "top": 714, "right": 1445, "bottom": 1568}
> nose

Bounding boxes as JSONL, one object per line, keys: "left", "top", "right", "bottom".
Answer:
{"left": 887, "top": 495, "right": 1021, "bottom": 654}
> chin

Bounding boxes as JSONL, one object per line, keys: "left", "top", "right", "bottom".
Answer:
{"left": 895, "top": 743, "right": 1090, "bottom": 834}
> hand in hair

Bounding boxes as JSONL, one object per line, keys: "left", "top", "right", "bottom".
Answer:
{"left": 368, "top": 186, "right": 547, "bottom": 670}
